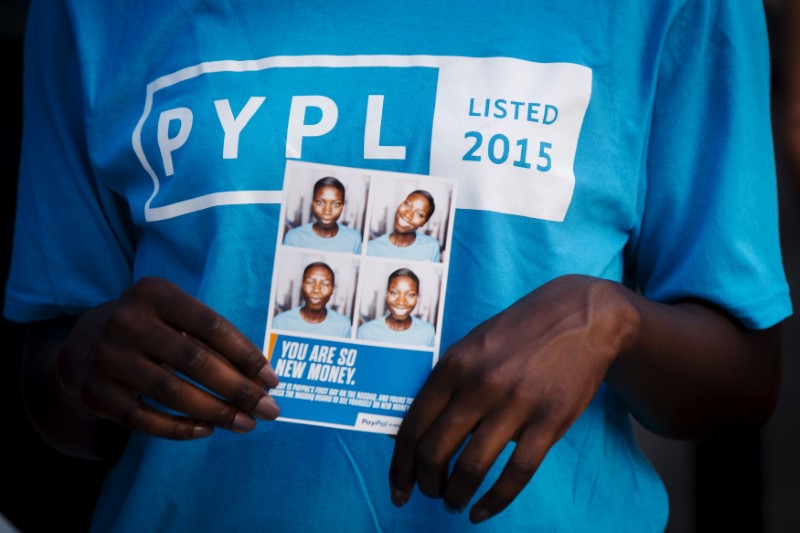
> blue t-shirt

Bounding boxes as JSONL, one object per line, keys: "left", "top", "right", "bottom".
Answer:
{"left": 283, "top": 222, "right": 363, "bottom": 254}
{"left": 357, "top": 315, "right": 435, "bottom": 347}
{"left": 366, "top": 232, "right": 441, "bottom": 262}
{"left": 4, "top": 1, "right": 792, "bottom": 531}
{"left": 272, "top": 306, "right": 352, "bottom": 338}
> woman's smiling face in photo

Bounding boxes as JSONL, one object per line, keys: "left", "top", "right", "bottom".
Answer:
{"left": 393, "top": 192, "right": 432, "bottom": 234}
{"left": 385, "top": 274, "right": 419, "bottom": 321}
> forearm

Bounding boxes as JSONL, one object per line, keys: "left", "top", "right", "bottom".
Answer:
{"left": 606, "top": 285, "right": 781, "bottom": 440}
{"left": 21, "top": 314, "right": 129, "bottom": 461}
{"left": 390, "top": 273, "right": 781, "bottom": 519}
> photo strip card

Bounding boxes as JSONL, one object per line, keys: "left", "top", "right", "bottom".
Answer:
{"left": 262, "top": 160, "right": 457, "bottom": 434}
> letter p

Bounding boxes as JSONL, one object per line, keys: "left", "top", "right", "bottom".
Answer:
{"left": 157, "top": 107, "right": 193, "bottom": 177}
{"left": 286, "top": 96, "right": 338, "bottom": 159}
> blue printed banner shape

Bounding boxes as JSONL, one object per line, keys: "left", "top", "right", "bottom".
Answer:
{"left": 133, "top": 55, "right": 587, "bottom": 223}
{"left": 135, "top": 65, "right": 438, "bottom": 221}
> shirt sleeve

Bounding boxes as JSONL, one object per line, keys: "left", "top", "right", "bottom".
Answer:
{"left": 3, "top": 0, "right": 135, "bottom": 323}
{"left": 626, "top": 0, "right": 792, "bottom": 329}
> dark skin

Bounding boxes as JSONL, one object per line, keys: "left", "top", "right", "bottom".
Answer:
{"left": 21, "top": 274, "right": 780, "bottom": 523}
{"left": 298, "top": 265, "right": 335, "bottom": 324}
{"left": 310, "top": 185, "right": 345, "bottom": 239}
{"left": 388, "top": 192, "right": 432, "bottom": 248}
{"left": 384, "top": 275, "right": 419, "bottom": 332}
{"left": 389, "top": 275, "right": 780, "bottom": 523}
{"left": 783, "top": 1, "right": 800, "bottom": 203}
{"left": 21, "top": 277, "right": 280, "bottom": 459}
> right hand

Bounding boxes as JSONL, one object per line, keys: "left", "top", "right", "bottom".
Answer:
{"left": 56, "top": 276, "right": 280, "bottom": 440}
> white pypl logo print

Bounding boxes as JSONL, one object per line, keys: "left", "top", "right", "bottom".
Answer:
{"left": 132, "top": 55, "right": 591, "bottom": 222}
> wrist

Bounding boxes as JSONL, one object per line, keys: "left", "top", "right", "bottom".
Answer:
{"left": 560, "top": 275, "right": 641, "bottom": 367}
{"left": 532, "top": 274, "right": 641, "bottom": 368}
{"left": 601, "top": 279, "right": 642, "bottom": 361}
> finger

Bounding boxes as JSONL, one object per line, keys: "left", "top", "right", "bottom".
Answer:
{"left": 469, "top": 427, "right": 548, "bottom": 524}
{"left": 170, "top": 332, "right": 280, "bottom": 421}
{"left": 83, "top": 378, "right": 215, "bottom": 440}
{"left": 412, "top": 390, "right": 486, "bottom": 500}
{"left": 441, "top": 412, "right": 518, "bottom": 514}
{"left": 109, "top": 319, "right": 279, "bottom": 421}
{"left": 109, "top": 349, "right": 262, "bottom": 432}
{"left": 100, "top": 340, "right": 270, "bottom": 431}
{"left": 147, "top": 280, "right": 278, "bottom": 387}
{"left": 389, "top": 367, "right": 457, "bottom": 506}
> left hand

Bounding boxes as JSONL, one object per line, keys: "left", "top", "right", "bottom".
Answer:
{"left": 389, "top": 275, "right": 640, "bottom": 524}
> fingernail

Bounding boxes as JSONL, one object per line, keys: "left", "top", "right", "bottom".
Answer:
{"left": 192, "top": 424, "right": 214, "bottom": 439}
{"left": 258, "top": 365, "right": 278, "bottom": 387}
{"left": 233, "top": 412, "right": 256, "bottom": 433}
{"left": 471, "top": 508, "right": 490, "bottom": 524}
{"left": 444, "top": 501, "right": 465, "bottom": 514}
{"left": 254, "top": 395, "right": 280, "bottom": 421}
{"left": 391, "top": 488, "right": 409, "bottom": 507}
